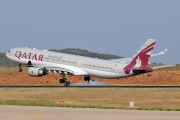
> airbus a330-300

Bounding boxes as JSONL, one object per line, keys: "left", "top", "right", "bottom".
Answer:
{"left": 6, "top": 39, "right": 172, "bottom": 86}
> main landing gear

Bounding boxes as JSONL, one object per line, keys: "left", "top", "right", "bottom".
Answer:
{"left": 58, "top": 74, "right": 92, "bottom": 86}
{"left": 59, "top": 72, "right": 71, "bottom": 86}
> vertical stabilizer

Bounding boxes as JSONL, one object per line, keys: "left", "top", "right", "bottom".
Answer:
{"left": 123, "top": 39, "right": 156, "bottom": 74}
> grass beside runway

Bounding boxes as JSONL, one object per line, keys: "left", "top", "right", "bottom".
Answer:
{"left": 0, "top": 88, "right": 180, "bottom": 111}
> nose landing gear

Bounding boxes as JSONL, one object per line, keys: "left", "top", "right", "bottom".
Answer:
{"left": 18, "top": 64, "right": 22, "bottom": 72}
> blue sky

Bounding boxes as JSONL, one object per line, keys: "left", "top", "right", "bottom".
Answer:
{"left": 0, "top": 0, "right": 179, "bottom": 64}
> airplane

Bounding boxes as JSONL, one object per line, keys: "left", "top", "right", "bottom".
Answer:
{"left": 6, "top": 39, "right": 172, "bottom": 86}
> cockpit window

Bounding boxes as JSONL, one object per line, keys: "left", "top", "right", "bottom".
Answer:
{"left": 8, "top": 50, "right": 10, "bottom": 53}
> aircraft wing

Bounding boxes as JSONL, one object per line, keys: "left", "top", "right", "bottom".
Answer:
{"left": 32, "top": 64, "right": 88, "bottom": 76}
{"left": 46, "top": 67, "right": 74, "bottom": 75}
{"left": 110, "top": 57, "right": 131, "bottom": 63}
{"left": 110, "top": 49, "right": 168, "bottom": 63}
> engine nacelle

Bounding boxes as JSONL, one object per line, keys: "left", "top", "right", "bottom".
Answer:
{"left": 84, "top": 76, "right": 91, "bottom": 81}
{"left": 28, "top": 67, "right": 47, "bottom": 77}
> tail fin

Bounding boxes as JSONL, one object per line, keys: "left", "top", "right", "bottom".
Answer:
{"left": 123, "top": 39, "right": 156, "bottom": 74}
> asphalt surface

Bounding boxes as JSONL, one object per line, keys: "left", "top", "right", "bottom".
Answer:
{"left": 0, "top": 85, "right": 180, "bottom": 88}
{"left": 0, "top": 105, "right": 179, "bottom": 120}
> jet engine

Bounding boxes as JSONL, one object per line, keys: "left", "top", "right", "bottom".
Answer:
{"left": 28, "top": 67, "right": 48, "bottom": 77}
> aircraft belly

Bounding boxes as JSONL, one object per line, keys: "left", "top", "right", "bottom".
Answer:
{"left": 81, "top": 68, "right": 129, "bottom": 79}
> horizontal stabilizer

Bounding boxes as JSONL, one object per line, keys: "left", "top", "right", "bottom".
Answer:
{"left": 132, "top": 66, "right": 153, "bottom": 74}
{"left": 151, "top": 49, "right": 168, "bottom": 57}
{"left": 152, "top": 65, "right": 175, "bottom": 70}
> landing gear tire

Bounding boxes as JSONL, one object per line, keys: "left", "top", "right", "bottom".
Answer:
{"left": 67, "top": 81, "right": 71, "bottom": 86}
{"left": 59, "top": 72, "right": 70, "bottom": 87}
{"left": 64, "top": 82, "right": 67, "bottom": 86}
{"left": 18, "top": 64, "right": 22, "bottom": 72}
{"left": 59, "top": 79, "right": 64, "bottom": 83}
{"left": 64, "top": 81, "right": 71, "bottom": 86}
{"left": 18, "top": 67, "right": 22, "bottom": 72}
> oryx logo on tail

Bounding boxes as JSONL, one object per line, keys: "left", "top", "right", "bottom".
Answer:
{"left": 123, "top": 39, "right": 156, "bottom": 74}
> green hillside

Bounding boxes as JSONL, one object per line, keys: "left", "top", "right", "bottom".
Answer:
{"left": 50, "top": 48, "right": 121, "bottom": 60}
{"left": 0, "top": 52, "right": 17, "bottom": 67}
{"left": 0, "top": 48, "right": 122, "bottom": 67}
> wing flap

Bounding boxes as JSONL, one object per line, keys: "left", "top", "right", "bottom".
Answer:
{"left": 46, "top": 67, "right": 74, "bottom": 75}
{"left": 32, "top": 64, "right": 88, "bottom": 76}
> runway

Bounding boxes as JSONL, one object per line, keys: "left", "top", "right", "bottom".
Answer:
{"left": 0, "top": 105, "right": 179, "bottom": 120}
{"left": 0, "top": 85, "right": 180, "bottom": 88}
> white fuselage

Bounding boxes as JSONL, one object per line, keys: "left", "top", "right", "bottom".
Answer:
{"left": 6, "top": 47, "right": 134, "bottom": 78}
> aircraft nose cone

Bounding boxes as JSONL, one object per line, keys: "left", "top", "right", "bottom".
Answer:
{"left": 6, "top": 51, "right": 10, "bottom": 58}
{"left": 6, "top": 52, "right": 8, "bottom": 57}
